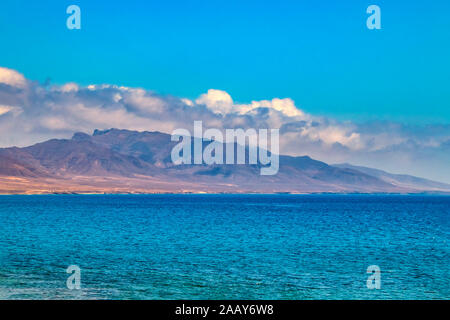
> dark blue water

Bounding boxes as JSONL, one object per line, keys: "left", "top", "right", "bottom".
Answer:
{"left": 0, "top": 194, "right": 448, "bottom": 299}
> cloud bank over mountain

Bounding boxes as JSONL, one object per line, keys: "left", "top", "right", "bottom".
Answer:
{"left": 0, "top": 66, "right": 449, "bottom": 183}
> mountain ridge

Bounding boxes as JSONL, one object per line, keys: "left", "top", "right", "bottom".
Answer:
{"left": 0, "top": 128, "right": 449, "bottom": 194}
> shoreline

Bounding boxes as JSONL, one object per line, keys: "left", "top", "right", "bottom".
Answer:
{"left": 1, "top": 191, "right": 450, "bottom": 196}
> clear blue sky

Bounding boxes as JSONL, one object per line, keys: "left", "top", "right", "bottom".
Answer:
{"left": 1, "top": 0, "right": 449, "bottom": 123}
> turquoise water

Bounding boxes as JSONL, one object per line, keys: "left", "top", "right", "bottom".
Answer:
{"left": 0, "top": 194, "right": 448, "bottom": 300}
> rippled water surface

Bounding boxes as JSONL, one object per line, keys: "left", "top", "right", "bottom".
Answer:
{"left": 0, "top": 194, "right": 448, "bottom": 299}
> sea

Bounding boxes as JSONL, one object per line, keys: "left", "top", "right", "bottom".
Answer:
{"left": 0, "top": 194, "right": 448, "bottom": 299}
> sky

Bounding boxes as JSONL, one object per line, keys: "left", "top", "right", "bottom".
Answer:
{"left": 1, "top": 0, "right": 450, "bottom": 122}
{"left": 0, "top": 0, "right": 449, "bottom": 182}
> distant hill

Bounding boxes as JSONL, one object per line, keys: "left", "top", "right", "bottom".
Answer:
{"left": 0, "top": 128, "right": 449, "bottom": 194}
{"left": 334, "top": 163, "right": 450, "bottom": 192}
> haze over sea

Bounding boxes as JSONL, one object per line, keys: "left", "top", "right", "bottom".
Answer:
{"left": 0, "top": 194, "right": 448, "bottom": 299}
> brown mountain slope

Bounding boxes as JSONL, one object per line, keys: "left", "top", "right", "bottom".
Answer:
{"left": 0, "top": 128, "right": 448, "bottom": 194}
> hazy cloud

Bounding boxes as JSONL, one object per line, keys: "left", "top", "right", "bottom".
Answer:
{"left": 0, "top": 66, "right": 449, "bottom": 182}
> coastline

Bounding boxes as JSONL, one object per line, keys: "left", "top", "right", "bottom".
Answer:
{"left": 1, "top": 191, "right": 449, "bottom": 196}
{"left": 1, "top": 175, "right": 450, "bottom": 196}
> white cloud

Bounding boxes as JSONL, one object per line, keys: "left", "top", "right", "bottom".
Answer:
{"left": 236, "top": 98, "right": 305, "bottom": 118}
{"left": 301, "top": 124, "right": 363, "bottom": 150}
{"left": 123, "top": 88, "right": 167, "bottom": 114}
{"left": 0, "top": 105, "right": 14, "bottom": 116}
{"left": 195, "top": 89, "right": 234, "bottom": 114}
{"left": 0, "top": 66, "right": 449, "bottom": 182}
{"left": 0, "top": 105, "right": 22, "bottom": 117}
{"left": 195, "top": 89, "right": 305, "bottom": 118}
{"left": 56, "top": 82, "right": 79, "bottom": 93}
{"left": 0, "top": 67, "right": 27, "bottom": 88}
{"left": 181, "top": 98, "right": 194, "bottom": 107}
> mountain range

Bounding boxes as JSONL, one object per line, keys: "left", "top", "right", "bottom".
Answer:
{"left": 1, "top": 128, "right": 449, "bottom": 194}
